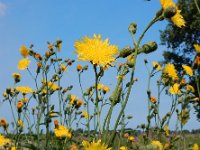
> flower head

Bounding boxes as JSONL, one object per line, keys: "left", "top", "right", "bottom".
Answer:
{"left": 0, "top": 118, "right": 8, "bottom": 130}
{"left": 182, "top": 65, "right": 193, "bottom": 76}
{"left": 82, "top": 139, "right": 111, "bottom": 150}
{"left": 74, "top": 34, "right": 118, "bottom": 67}
{"left": 160, "top": 0, "right": 185, "bottom": 28}
{"left": 82, "top": 110, "right": 89, "bottom": 119}
{"left": 150, "top": 96, "right": 157, "bottom": 103}
{"left": 20, "top": 45, "right": 29, "bottom": 57}
{"left": 120, "top": 146, "right": 128, "bottom": 150}
{"left": 152, "top": 62, "right": 161, "bottom": 71}
{"left": 54, "top": 124, "right": 71, "bottom": 139}
{"left": 193, "top": 144, "right": 199, "bottom": 150}
{"left": 163, "top": 63, "right": 178, "bottom": 81}
{"left": 18, "top": 59, "right": 30, "bottom": 70}
{"left": 128, "top": 136, "right": 135, "bottom": 142}
{"left": 15, "top": 86, "right": 34, "bottom": 94}
{"left": 194, "top": 44, "right": 200, "bottom": 53}
{"left": 151, "top": 140, "right": 163, "bottom": 150}
{"left": 0, "top": 134, "right": 11, "bottom": 148}
{"left": 169, "top": 83, "right": 180, "bottom": 94}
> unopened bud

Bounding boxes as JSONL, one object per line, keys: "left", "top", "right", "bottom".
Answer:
{"left": 118, "top": 46, "right": 133, "bottom": 58}
{"left": 128, "top": 23, "right": 137, "bottom": 34}
{"left": 140, "top": 41, "right": 157, "bottom": 54}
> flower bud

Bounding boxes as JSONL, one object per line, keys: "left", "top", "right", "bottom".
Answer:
{"left": 126, "top": 54, "right": 135, "bottom": 68}
{"left": 140, "top": 41, "right": 157, "bottom": 54}
{"left": 109, "top": 85, "right": 122, "bottom": 105}
{"left": 118, "top": 46, "right": 133, "bottom": 58}
{"left": 128, "top": 23, "right": 137, "bottom": 34}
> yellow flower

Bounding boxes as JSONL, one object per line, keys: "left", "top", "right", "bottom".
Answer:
{"left": 20, "top": 45, "right": 29, "bottom": 57}
{"left": 17, "top": 120, "right": 24, "bottom": 128}
{"left": 169, "top": 83, "right": 180, "bottom": 94}
{"left": 82, "top": 110, "right": 89, "bottom": 119}
{"left": 48, "top": 82, "right": 59, "bottom": 91}
{"left": 193, "top": 144, "right": 199, "bottom": 150}
{"left": 151, "top": 140, "right": 163, "bottom": 150}
{"left": 120, "top": 146, "right": 128, "bottom": 150}
{"left": 128, "top": 136, "right": 135, "bottom": 142}
{"left": 186, "top": 84, "right": 195, "bottom": 93}
{"left": 15, "top": 86, "right": 34, "bottom": 94}
{"left": 97, "top": 84, "right": 104, "bottom": 90}
{"left": 11, "top": 147, "right": 16, "bottom": 150}
{"left": 60, "top": 64, "right": 68, "bottom": 72}
{"left": 20, "top": 97, "right": 29, "bottom": 103}
{"left": 194, "top": 44, "right": 200, "bottom": 53}
{"left": 160, "top": 0, "right": 185, "bottom": 28}
{"left": 82, "top": 139, "right": 111, "bottom": 150}
{"left": 0, "top": 118, "right": 8, "bottom": 130}
{"left": 54, "top": 125, "right": 72, "bottom": 139}
{"left": 150, "top": 96, "right": 157, "bottom": 103}
{"left": 164, "top": 125, "right": 169, "bottom": 137}
{"left": 163, "top": 63, "right": 178, "bottom": 80}
{"left": 103, "top": 86, "right": 110, "bottom": 93}
{"left": 18, "top": 58, "right": 30, "bottom": 70}
{"left": 0, "top": 134, "right": 10, "bottom": 147}
{"left": 152, "top": 62, "right": 161, "bottom": 71}
{"left": 164, "top": 143, "right": 171, "bottom": 149}
{"left": 74, "top": 34, "right": 119, "bottom": 67}
{"left": 12, "top": 73, "right": 21, "bottom": 79}
{"left": 182, "top": 65, "right": 193, "bottom": 76}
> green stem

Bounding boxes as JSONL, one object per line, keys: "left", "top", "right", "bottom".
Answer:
{"left": 108, "top": 16, "right": 160, "bottom": 146}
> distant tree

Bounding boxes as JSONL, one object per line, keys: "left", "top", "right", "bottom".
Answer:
{"left": 160, "top": 0, "right": 200, "bottom": 121}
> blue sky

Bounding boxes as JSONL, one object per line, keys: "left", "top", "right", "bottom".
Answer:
{"left": 0, "top": 0, "right": 199, "bottom": 130}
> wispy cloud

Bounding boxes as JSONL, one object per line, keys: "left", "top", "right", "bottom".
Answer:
{"left": 0, "top": 2, "right": 6, "bottom": 16}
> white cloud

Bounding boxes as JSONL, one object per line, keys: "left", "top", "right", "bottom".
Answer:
{"left": 0, "top": 2, "right": 6, "bottom": 16}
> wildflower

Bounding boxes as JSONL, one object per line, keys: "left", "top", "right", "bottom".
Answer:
{"left": 15, "top": 86, "right": 34, "bottom": 94}
{"left": 193, "top": 144, "right": 199, "bottom": 150}
{"left": 120, "top": 146, "right": 128, "bottom": 150}
{"left": 163, "top": 63, "right": 178, "bottom": 81}
{"left": 186, "top": 85, "right": 195, "bottom": 93}
{"left": 103, "top": 86, "right": 110, "bottom": 93}
{"left": 195, "top": 56, "right": 200, "bottom": 66}
{"left": 151, "top": 140, "right": 163, "bottom": 150}
{"left": 77, "top": 64, "right": 83, "bottom": 72}
{"left": 71, "top": 144, "right": 78, "bottom": 150}
{"left": 74, "top": 34, "right": 118, "bottom": 67}
{"left": 54, "top": 124, "right": 71, "bottom": 139}
{"left": 12, "top": 73, "right": 21, "bottom": 81}
{"left": 3, "top": 92, "right": 7, "bottom": 98}
{"left": 82, "top": 139, "right": 111, "bottom": 150}
{"left": 152, "top": 62, "right": 161, "bottom": 71}
{"left": 75, "top": 100, "right": 84, "bottom": 109}
{"left": 164, "top": 125, "right": 169, "bottom": 137}
{"left": 20, "top": 45, "right": 29, "bottom": 57}
{"left": 49, "top": 111, "right": 57, "bottom": 117}
{"left": 17, "top": 101, "right": 24, "bottom": 112}
{"left": 0, "top": 134, "right": 11, "bottom": 148}
{"left": 194, "top": 44, "right": 200, "bottom": 53}
{"left": 18, "top": 58, "right": 30, "bottom": 70}
{"left": 123, "top": 133, "right": 129, "bottom": 138}
{"left": 150, "top": 96, "right": 157, "bottom": 103}
{"left": 82, "top": 110, "right": 89, "bottom": 119}
{"left": 60, "top": 64, "right": 68, "bottom": 72}
{"left": 128, "top": 136, "right": 135, "bottom": 142}
{"left": 0, "top": 118, "right": 8, "bottom": 130}
{"left": 17, "top": 120, "right": 24, "bottom": 128}
{"left": 69, "top": 95, "right": 78, "bottom": 105}
{"left": 34, "top": 53, "right": 42, "bottom": 60}
{"left": 164, "top": 143, "right": 171, "bottom": 149}
{"left": 182, "top": 65, "right": 193, "bottom": 76}
{"left": 48, "top": 44, "right": 53, "bottom": 50}
{"left": 116, "top": 75, "right": 125, "bottom": 80}
{"left": 160, "top": 0, "right": 185, "bottom": 28}
{"left": 11, "top": 147, "right": 16, "bottom": 150}
{"left": 48, "top": 82, "right": 59, "bottom": 91}
{"left": 169, "top": 83, "right": 180, "bottom": 94}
